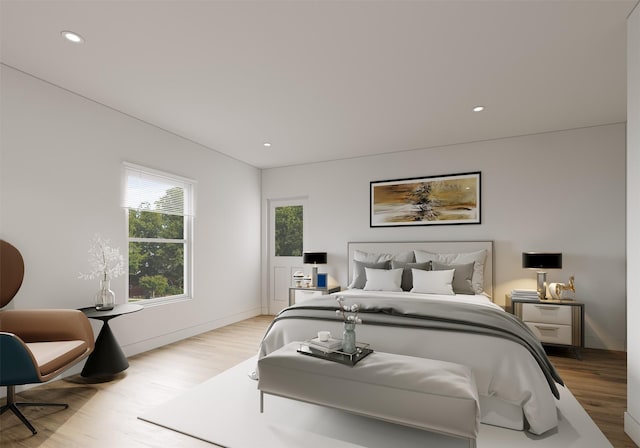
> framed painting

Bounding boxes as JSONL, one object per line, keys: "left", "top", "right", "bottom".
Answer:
{"left": 370, "top": 172, "right": 481, "bottom": 227}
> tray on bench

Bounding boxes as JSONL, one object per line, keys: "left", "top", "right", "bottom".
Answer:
{"left": 297, "top": 341, "right": 373, "bottom": 366}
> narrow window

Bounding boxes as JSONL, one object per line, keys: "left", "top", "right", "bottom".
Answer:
{"left": 274, "top": 205, "right": 303, "bottom": 257}
{"left": 123, "top": 163, "right": 194, "bottom": 303}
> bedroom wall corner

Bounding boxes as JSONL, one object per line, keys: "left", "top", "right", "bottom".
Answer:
{"left": 625, "top": 3, "right": 640, "bottom": 445}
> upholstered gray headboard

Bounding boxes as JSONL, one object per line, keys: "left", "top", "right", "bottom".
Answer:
{"left": 347, "top": 241, "right": 494, "bottom": 299}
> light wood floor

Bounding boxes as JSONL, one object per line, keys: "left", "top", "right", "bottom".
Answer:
{"left": 0, "top": 315, "right": 636, "bottom": 447}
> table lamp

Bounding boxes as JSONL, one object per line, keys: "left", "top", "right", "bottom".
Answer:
{"left": 522, "top": 252, "right": 562, "bottom": 300}
{"left": 303, "top": 252, "right": 327, "bottom": 287}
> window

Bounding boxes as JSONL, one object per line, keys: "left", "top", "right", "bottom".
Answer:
{"left": 274, "top": 205, "right": 303, "bottom": 256}
{"left": 123, "top": 163, "right": 194, "bottom": 303}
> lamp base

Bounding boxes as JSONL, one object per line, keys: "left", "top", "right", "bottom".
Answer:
{"left": 536, "top": 271, "right": 548, "bottom": 300}
{"left": 311, "top": 266, "right": 318, "bottom": 288}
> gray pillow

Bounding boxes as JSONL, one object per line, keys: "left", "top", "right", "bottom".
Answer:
{"left": 350, "top": 260, "right": 390, "bottom": 289}
{"left": 391, "top": 260, "right": 432, "bottom": 291}
{"left": 432, "top": 261, "right": 475, "bottom": 295}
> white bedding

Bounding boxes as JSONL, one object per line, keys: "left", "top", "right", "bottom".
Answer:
{"left": 335, "top": 288, "right": 502, "bottom": 310}
{"left": 258, "top": 290, "right": 559, "bottom": 435}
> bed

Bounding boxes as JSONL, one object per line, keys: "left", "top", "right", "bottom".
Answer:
{"left": 257, "top": 241, "right": 563, "bottom": 435}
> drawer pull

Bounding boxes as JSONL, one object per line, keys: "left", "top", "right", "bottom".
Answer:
{"left": 534, "top": 305, "right": 560, "bottom": 311}
{"left": 535, "top": 325, "right": 558, "bottom": 331}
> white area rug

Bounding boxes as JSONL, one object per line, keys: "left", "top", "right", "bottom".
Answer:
{"left": 139, "top": 357, "right": 612, "bottom": 448}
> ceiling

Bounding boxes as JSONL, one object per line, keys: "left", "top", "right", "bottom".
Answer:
{"left": 1, "top": 0, "right": 637, "bottom": 169}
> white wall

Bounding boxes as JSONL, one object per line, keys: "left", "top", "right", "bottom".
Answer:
{"left": 0, "top": 65, "right": 262, "bottom": 358}
{"left": 262, "top": 123, "right": 627, "bottom": 351}
{"left": 625, "top": 4, "right": 640, "bottom": 445}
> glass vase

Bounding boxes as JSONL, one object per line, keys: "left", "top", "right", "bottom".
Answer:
{"left": 95, "top": 277, "right": 115, "bottom": 311}
{"left": 342, "top": 321, "right": 357, "bottom": 354}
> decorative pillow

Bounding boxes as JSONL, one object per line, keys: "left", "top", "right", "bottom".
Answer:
{"left": 349, "top": 259, "right": 390, "bottom": 289}
{"left": 363, "top": 268, "right": 403, "bottom": 292}
{"left": 432, "top": 261, "right": 475, "bottom": 295}
{"left": 353, "top": 249, "right": 415, "bottom": 264}
{"left": 391, "top": 260, "right": 432, "bottom": 291}
{"left": 410, "top": 268, "right": 455, "bottom": 295}
{"left": 414, "top": 249, "right": 487, "bottom": 294}
{"left": 350, "top": 250, "right": 414, "bottom": 288}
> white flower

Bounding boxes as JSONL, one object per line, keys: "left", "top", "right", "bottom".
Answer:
{"left": 79, "top": 234, "right": 125, "bottom": 281}
{"left": 335, "top": 296, "right": 362, "bottom": 325}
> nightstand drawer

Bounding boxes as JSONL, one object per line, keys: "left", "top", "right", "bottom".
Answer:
{"left": 525, "top": 322, "right": 572, "bottom": 345}
{"left": 294, "top": 289, "right": 324, "bottom": 303}
{"left": 521, "top": 302, "right": 572, "bottom": 325}
{"left": 289, "top": 286, "right": 341, "bottom": 306}
{"left": 511, "top": 297, "right": 584, "bottom": 357}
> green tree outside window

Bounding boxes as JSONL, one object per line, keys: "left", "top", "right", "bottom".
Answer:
{"left": 128, "top": 187, "right": 186, "bottom": 301}
{"left": 275, "top": 205, "right": 303, "bottom": 257}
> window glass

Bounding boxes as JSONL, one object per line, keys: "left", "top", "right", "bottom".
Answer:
{"left": 274, "top": 205, "right": 303, "bottom": 257}
{"left": 124, "top": 163, "right": 194, "bottom": 303}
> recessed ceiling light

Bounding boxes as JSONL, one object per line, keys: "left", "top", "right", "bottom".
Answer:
{"left": 472, "top": 106, "right": 485, "bottom": 112}
{"left": 61, "top": 31, "right": 84, "bottom": 44}
{"left": 263, "top": 142, "right": 272, "bottom": 147}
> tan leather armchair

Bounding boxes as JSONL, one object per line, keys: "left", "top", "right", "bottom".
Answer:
{"left": 0, "top": 240, "right": 95, "bottom": 435}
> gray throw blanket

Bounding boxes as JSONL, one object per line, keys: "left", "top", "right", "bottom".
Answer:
{"left": 266, "top": 295, "right": 563, "bottom": 399}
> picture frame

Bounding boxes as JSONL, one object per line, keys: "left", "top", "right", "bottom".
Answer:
{"left": 316, "top": 273, "right": 327, "bottom": 288}
{"left": 370, "top": 172, "right": 481, "bottom": 227}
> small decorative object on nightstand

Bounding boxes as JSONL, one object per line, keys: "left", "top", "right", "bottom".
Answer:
{"left": 511, "top": 296, "right": 584, "bottom": 359}
{"left": 548, "top": 276, "right": 576, "bottom": 300}
{"left": 316, "top": 273, "right": 328, "bottom": 288}
{"left": 292, "top": 271, "right": 305, "bottom": 287}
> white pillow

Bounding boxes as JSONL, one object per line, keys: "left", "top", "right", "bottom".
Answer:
{"left": 350, "top": 250, "right": 415, "bottom": 288}
{"left": 414, "top": 249, "right": 487, "bottom": 294}
{"left": 410, "top": 268, "right": 455, "bottom": 295}
{"left": 363, "top": 268, "right": 403, "bottom": 292}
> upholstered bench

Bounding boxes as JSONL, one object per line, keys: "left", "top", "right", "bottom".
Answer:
{"left": 257, "top": 342, "right": 480, "bottom": 448}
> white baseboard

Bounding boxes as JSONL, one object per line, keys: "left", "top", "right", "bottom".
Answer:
{"left": 120, "top": 307, "right": 263, "bottom": 357}
{"left": 625, "top": 412, "right": 640, "bottom": 446}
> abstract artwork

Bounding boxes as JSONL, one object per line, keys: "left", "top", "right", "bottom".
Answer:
{"left": 370, "top": 172, "right": 481, "bottom": 227}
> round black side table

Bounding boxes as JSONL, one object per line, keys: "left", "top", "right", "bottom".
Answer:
{"left": 79, "top": 303, "right": 143, "bottom": 378}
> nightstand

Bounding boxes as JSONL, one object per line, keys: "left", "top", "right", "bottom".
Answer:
{"left": 512, "top": 298, "right": 584, "bottom": 359}
{"left": 288, "top": 285, "right": 341, "bottom": 306}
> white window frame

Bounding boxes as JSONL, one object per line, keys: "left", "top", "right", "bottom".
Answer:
{"left": 123, "top": 162, "right": 195, "bottom": 306}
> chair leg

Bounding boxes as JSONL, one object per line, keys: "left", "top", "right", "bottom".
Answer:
{"left": 1, "top": 385, "right": 69, "bottom": 435}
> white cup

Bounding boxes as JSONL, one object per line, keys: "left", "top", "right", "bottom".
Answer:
{"left": 318, "top": 331, "right": 331, "bottom": 341}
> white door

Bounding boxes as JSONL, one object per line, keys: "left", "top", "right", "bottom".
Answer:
{"left": 268, "top": 198, "right": 307, "bottom": 314}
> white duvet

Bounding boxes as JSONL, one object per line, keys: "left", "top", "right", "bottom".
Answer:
{"left": 258, "top": 290, "right": 560, "bottom": 435}
{"left": 336, "top": 288, "right": 502, "bottom": 309}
